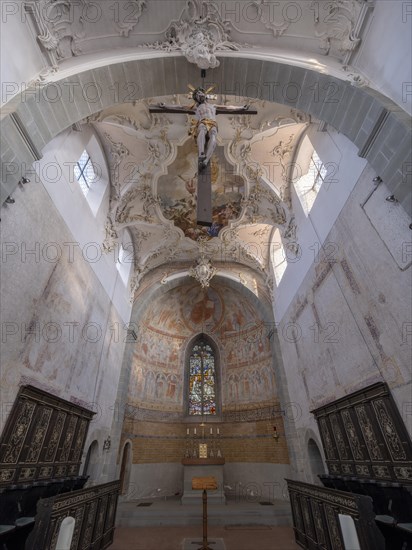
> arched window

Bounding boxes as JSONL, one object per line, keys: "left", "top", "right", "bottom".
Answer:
{"left": 188, "top": 338, "right": 217, "bottom": 416}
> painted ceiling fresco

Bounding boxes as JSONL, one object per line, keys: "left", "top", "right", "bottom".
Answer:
{"left": 157, "top": 140, "right": 245, "bottom": 240}
{"left": 88, "top": 97, "right": 312, "bottom": 294}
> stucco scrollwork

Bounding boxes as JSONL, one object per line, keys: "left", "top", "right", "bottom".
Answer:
{"left": 283, "top": 216, "right": 301, "bottom": 258}
{"left": 116, "top": 183, "right": 160, "bottom": 225}
{"left": 102, "top": 218, "right": 119, "bottom": 254}
{"left": 113, "top": 0, "right": 146, "bottom": 37}
{"left": 144, "top": 0, "right": 243, "bottom": 69}
{"left": 104, "top": 133, "right": 130, "bottom": 199}
{"left": 252, "top": 0, "right": 291, "bottom": 37}
{"left": 242, "top": 181, "right": 286, "bottom": 227}
{"left": 311, "top": 0, "right": 363, "bottom": 57}
{"left": 25, "top": 0, "right": 86, "bottom": 66}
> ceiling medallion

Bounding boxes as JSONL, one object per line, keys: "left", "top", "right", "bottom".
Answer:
{"left": 189, "top": 255, "right": 217, "bottom": 288}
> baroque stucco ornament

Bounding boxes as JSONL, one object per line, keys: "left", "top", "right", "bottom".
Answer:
{"left": 145, "top": 0, "right": 242, "bottom": 69}
{"left": 189, "top": 255, "right": 217, "bottom": 288}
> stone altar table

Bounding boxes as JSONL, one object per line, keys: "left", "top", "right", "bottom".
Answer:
{"left": 181, "top": 459, "right": 226, "bottom": 505}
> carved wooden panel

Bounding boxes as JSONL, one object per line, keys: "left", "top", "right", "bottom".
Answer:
{"left": 25, "top": 480, "right": 120, "bottom": 550}
{"left": 0, "top": 385, "right": 95, "bottom": 487}
{"left": 312, "top": 382, "right": 412, "bottom": 483}
{"left": 286, "top": 479, "right": 385, "bottom": 550}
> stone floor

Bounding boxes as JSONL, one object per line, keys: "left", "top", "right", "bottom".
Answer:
{"left": 116, "top": 496, "right": 293, "bottom": 528}
{"left": 110, "top": 525, "right": 299, "bottom": 550}
{"left": 113, "top": 495, "right": 298, "bottom": 548}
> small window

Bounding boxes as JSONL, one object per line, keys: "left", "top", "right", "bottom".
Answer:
{"left": 188, "top": 340, "right": 217, "bottom": 416}
{"left": 272, "top": 228, "right": 287, "bottom": 286}
{"left": 74, "top": 150, "right": 96, "bottom": 196}
{"left": 294, "top": 148, "right": 329, "bottom": 214}
{"left": 116, "top": 242, "right": 133, "bottom": 286}
{"left": 308, "top": 151, "right": 327, "bottom": 192}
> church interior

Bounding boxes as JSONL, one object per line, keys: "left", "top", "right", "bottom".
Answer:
{"left": 0, "top": 1, "right": 411, "bottom": 549}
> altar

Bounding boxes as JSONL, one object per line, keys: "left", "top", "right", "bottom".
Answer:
{"left": 181, "top": 458, "right": 226, "bottom": 505}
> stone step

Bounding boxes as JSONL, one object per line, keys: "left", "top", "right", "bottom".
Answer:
{"left": 116, "top": 499, "right": 293, "bottom": 528}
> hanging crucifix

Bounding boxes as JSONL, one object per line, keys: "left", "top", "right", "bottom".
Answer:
{"left": 149, "top": 83, "right": 257, "bottom": 226}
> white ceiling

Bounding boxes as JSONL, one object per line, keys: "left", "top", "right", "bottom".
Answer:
{"left": 81, "top": 94, "right": 313, "bottom": 293}
{"left": 22, "top": 0, "right": 375, "bottom": 297}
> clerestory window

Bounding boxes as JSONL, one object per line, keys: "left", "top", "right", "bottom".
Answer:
{"left": 308, "top": 151, "right": 327, "bottom": 192}
{"left": 74, "top": 150, "right": 96, "bottom": 196}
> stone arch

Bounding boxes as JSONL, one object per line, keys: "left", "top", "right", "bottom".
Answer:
{"left": 307, "top": 437, "right": 326, "bottom": 484}
{"left": 83, "top": 439, "right": 99, "bottom": 482}
{"left": 2, "top": 56, "right": 410, "bottom": 212}
{"left": 119, "top": 440, "right": 133, "bottom": 496}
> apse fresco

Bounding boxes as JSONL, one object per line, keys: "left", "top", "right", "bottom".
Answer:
{"left": 128, "top": 281, "right": 277, "bottom": 410}
{"left": 157, "top": 140, "right": 245, "bottom": 240}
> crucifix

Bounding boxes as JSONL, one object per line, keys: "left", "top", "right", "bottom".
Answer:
{"left": 149, "top": 82, "right": 257, "bottom": 226}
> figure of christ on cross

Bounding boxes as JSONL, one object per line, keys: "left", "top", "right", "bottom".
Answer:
{"left": 149, "top": 87, "right": 257, "bottom": 225}
{"left": 150, "top": 87, "right": 257, "bottom": 171}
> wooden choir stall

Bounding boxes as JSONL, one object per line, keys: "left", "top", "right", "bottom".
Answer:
{"left": 287, "top": 382, "right": 412, "bottom": 550}
{"left": 0, "top": 385, "right": 120, "bottom": 549}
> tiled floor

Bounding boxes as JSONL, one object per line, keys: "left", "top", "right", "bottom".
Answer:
{"left": 110, "top": 525, "right": 299, "bottom": 550}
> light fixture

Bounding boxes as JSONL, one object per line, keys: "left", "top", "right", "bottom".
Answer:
{"left": 372, "top": 176, "right": 382, "bottom": 184}
{"left": 5, "top": 196, "right": 15, "bottom": 204}
{"left": 189, "top": 255, "right": 217, "bottom": 288}
{"left": 273, "top": 426, "right": 279, "bottom": 442}
{"left": 21, "top": 177, "right": 30, "bottom": 184}
{"left": 103, "top": 436, "right": 111, "bottom": 451}
{"left": 385, "top": 195, "right": 398, "bottom": 203}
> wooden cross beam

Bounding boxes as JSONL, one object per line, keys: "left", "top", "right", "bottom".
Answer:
{"left": 149, "top": 99, "right": 257, "bottom": 226}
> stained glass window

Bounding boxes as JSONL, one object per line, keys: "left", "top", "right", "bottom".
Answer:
{"left": 188, "top": 340, "right": 217, "bottom": 416}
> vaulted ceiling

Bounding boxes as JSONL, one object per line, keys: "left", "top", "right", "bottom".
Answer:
{"left": 81, "top": 95, "right": 312, "bottom": 294}
{"left": 19, "top": 0, "right": 377, "bottom": 298}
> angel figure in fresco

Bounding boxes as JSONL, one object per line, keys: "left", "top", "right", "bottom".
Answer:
{"left": 150, "top": 87, "right": 255, "bottom": 171}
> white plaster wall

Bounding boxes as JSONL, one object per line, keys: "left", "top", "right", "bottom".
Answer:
{"left": 0, "top": 173, "right": 126, "bottom": 479}
{"left": 276, "top": 165, "right": 412, "bottom": 478}
{"left": 274, "top": 127, "right": 367, "bottom": 322}
{"left": 223, "top": 463, "right": 292, "bottom": 502}
{"left": 38, "top": 128, "right": 132, "bottom": 323}
{"left": 123, "top": 463, "right": 292, "bottom": 503}
{"left": 353, "top": 0, "right": 412, "bottom": 116}
{"left": 125, "top": 463, "right": 183, "bottom": 501}
{"left": 0, "top": 0, "right": 46, "bottom": 105}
